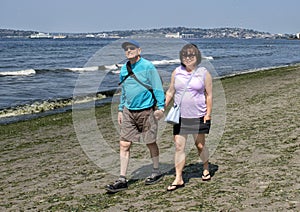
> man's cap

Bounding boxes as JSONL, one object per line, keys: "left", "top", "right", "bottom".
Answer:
{"left": 121, "top": 40, "right": 140, "bottom": 49}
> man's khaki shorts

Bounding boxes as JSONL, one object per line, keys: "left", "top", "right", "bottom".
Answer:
{"left": 120, "top": 107, "right": 158, "bottom": 144}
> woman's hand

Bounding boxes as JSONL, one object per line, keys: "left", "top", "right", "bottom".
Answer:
{"left": 204, "top": 114, "right": 211, "bottom": 123}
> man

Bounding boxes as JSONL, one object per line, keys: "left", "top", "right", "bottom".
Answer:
{"left": 105, "top": 40, "right": 165, "bottom": 193}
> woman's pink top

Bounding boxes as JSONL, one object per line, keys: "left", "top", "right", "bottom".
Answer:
{"left": 174, "top": 65, "right": 207, "bottom": 118}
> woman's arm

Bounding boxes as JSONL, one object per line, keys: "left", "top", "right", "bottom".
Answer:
{"left": 204, "top": 71, "right": 213, "bottom": 122}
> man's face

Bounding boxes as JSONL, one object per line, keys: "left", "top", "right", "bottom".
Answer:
{"left": 123, "top": 45, "right": 141, "bottom": 60}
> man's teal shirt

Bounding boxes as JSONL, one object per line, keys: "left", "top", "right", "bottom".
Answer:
{"left": 118, "top": 57, "right": 165, "bottom": 111}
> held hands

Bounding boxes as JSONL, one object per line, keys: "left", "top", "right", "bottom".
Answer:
{"left": 118, "top": 109, "right": 164, "bottom": 124}
{"left": 154, "top": 109, "right": 164, "bottom": 120}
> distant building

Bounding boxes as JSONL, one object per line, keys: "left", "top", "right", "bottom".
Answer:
{"left": 95, "top": 33, "right": 121, "bottom": 38}
{"left": 182, "top": 33, "right": 194, "bottom": 38}
{"left": 109, "top": 34, "right": 121, "bottom": 38}
{"left": 165, "top": 32, "right": 181, "bottom": 38}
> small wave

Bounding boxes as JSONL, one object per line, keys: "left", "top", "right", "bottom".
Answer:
{"left": 213, "top": 52, "right": 272, "bottom": 60}
{"left": 203, "top": 56, "right": 214, "bottom": 60}
{"left": 69, "top": 58, "right": 213, "bottom": 74}
{"left": 67, "top": 64, "right": 122, "bottom": 72}
{"left": 105, "top": 64, "right": 123, "bottom": 70}
{"left": 0, "top": 58, "right": 214, "bottom": 77}
{"left": 68, "top": 66, "right": 103, "bottom": 72}
{"left": 0, "top": 69, "right": 36, "bottom": 76}
{"left": 152, "top": 59, "right": 181, "bottom": 65}
{"left": 151, "top": 57, "right": 213, "bottom": 65}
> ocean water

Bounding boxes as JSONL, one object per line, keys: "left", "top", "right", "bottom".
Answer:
{"left": 0, "top": 37, "right": 299, "bottom": 123}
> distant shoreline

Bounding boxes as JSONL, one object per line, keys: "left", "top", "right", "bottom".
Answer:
{"left": 0, "top": 27, "right": 297, "bottom": 39}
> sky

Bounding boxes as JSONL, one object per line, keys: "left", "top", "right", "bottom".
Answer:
{"left": 0, "top": 0, "right": 299, "bottom": 34}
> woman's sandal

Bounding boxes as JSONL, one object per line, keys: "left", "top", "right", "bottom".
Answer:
{"left": 167, "top": 183, "right": 185, "bottom": 191}
{"left": 202, "top": 173, "right": 211, "bottom": 181}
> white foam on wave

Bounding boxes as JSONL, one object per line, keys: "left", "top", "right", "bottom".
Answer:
{"left": 152, "top": 59, "right": 181, "bottom": 65}
{"left": 68, "top": 64, "right": 122, "bottom": 72}
{"left": 69, "top": 57, "right": 213, "bottom": 73}
{"left": 151, "top": 57, "right": 213, "bottom": 65}
{"left": 203, "top": 56, "right": 214, "bottom": 60}
{"left": 0, "top": 69, "right": 36, "bottom": 76}
{"left": 68, "top": 66, "right": 102, "bottom": 72}
{"left": 105, "top": 64, "right": 123, "bottom": 70}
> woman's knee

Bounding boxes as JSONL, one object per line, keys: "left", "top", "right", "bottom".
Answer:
{"left": 196, "top": 142, "right": 204, "bottom": 151}
{"left": 174, "top": 136, "right": 185, "bottom": 152}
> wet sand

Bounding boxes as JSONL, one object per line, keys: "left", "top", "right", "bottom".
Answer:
{"left": 0, "top": 65, "right": 299, "bottom": 211}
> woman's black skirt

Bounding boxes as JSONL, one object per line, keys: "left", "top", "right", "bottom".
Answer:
{"left": 173, "top": 117, "right": 211, "bottom": 135}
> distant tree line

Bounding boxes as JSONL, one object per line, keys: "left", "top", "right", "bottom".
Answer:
{"left": 0, "top": 29, "right": 37, "bottom": 37}
{"left": 0, "top": 27, "right": 295, "bottom": 39}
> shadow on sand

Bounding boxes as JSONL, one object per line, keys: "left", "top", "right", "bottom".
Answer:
{"left": 106, "top": 162, "right": 219, "bottom": 194}
{"left": 130, "top": 162, "right": 219, "bottom": 184}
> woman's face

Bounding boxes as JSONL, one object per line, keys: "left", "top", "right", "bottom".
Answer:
{"left": 182, "top": 48, "right": 197, "bottom": 69}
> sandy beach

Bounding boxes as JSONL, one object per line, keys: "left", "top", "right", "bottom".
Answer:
{"left": 0, "top": 65, "right": 299, "bottom": 211}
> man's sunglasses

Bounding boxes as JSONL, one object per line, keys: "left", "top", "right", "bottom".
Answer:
{"left": 124, "top": 46, "right": 137, "bottom": 51}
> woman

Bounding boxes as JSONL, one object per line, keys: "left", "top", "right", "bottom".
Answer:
{"left": 165, "top": 44, "right": 213, "bottom": 191}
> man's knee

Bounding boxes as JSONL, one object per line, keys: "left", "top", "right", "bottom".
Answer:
{"left": 120, "top": 140, "right": 131, "bottom": 151}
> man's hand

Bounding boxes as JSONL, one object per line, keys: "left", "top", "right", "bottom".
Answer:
{"left": 154, "top": 109, "right": 164, "bottom": 120}
{"left": 118, "top": 111, "right": 123, "bottom": 125}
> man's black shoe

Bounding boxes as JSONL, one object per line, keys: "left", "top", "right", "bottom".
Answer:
{"left": 145, "top": 171, "right": 163, "bottom": 185}
{"left": 105, "top": 179, "right": 128, "bottom": 193}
